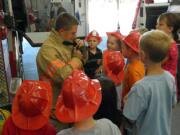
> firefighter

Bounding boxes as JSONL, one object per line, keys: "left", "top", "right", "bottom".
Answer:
{"left": 36, "top": 12, "right": 84, "bottom": 108}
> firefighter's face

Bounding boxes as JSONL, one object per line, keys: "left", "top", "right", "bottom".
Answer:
{"left": 61, "top": 25, "right": 78, "bottom": 41}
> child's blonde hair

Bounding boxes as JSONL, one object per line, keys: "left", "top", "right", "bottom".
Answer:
{"left": 133, "top": 27, "right": 148, "bottom": 35}
{"left": 140, "top": 30, "right": 171, "bottom": 62}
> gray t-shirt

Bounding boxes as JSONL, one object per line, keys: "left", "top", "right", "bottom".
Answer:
{"left": 57, "top": 119, "right": 121, "bottom": 135}
{"left": 123, "top": 71, "right": 177, "bottom": 135}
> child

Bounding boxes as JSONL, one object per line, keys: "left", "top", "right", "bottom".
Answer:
{"left": 121, "top": 31, "right": 145, "bottom": 108}
{"left": 94, "top": 76, "right": 123, "bottom": 127}
{"left": 156, "top": 12, "right": 179, "bottom": 78}
{"left": 106, "top": 32, "right": 124, "bottom": 52}
{"left": 84, "top": 30, "right": 102, "bottom": 79}
{"left": 99, "top": 32, "right": 125, "bottom": 110}
{"left": 99, "top": 31, "right": 124, "bottom": 75}
{"left": 2, "top": 80, "right": 56, "bottom": 135}
{"left": 123, "top": 30, "right": 177, "bottom": 135}
{"left": 55, "top": 70, "right": 121, "bottom": 135}
{"left": 103, "top": 51, "right": 125, "bottom": 110}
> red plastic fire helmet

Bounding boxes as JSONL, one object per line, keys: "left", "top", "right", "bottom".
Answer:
{"left": 107, "top": 51, "right": 124, "bottom": 74}
{"left": 106, "top": 31, "right": 124, "bottom": 41}
{"left": 55, "top": 70, "right": 102, "bottom": 123}
{"left": 123, "top": 31, "right": 141, "bottom": 53}
{"left": 104, "top": 51, "right": 125, "bottom": 85}
{"left": 12, "top": 80, "right": 53, "bottom": 130}
{"left": 84, "top": 30, "right": 102, "bottom": 42}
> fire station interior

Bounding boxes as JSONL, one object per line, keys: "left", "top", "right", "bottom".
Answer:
{"left": 0, "top": 0, "right": 180, "bottom": 134}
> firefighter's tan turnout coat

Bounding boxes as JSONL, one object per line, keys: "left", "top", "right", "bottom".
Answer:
{"left": 36, "top": 29, "right": 83, "bottom": 107}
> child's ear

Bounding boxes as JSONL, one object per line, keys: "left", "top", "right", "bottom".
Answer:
{"left": 139, "top": 50, "right": 146, "bottom": 62}
{"left": 168, "top": 26, "right": 173, "bottom": 33}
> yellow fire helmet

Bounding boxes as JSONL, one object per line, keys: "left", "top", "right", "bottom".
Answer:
{"left": 0, "top": 109, "right": 10, "bottom": 134}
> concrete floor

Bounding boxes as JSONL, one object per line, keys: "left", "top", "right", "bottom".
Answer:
{"left": 22, "top": 38, "right": 39, "bottom": 80}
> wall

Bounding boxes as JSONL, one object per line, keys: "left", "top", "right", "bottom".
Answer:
{"left": 75, "top": 0, "right": 87, "bottom": 37}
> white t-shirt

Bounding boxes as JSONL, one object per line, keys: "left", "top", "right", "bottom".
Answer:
{"left": 57, "top": 119, "right": 121, "bottom": 135}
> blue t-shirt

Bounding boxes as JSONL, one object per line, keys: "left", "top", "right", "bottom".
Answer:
{"left": 123, "top": 71, "right": 177, "bottom": 135}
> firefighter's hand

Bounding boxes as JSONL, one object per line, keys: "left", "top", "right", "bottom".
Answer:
{"left": 73, "top": 47, "right": 83, "bottom": 60}
{"left": 74, "top": 38, "right": 84, "bottom": 48}
{"left": 74, "top": 39, "right": 88, "bottom": 64}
